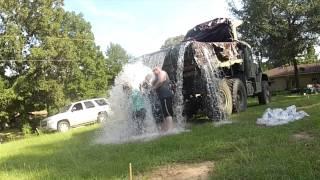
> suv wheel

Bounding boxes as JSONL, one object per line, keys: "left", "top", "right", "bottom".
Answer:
{"left": 57, "top": 120, "right": 70, "bottom": 132}
{"left": 97, "top": 112, "right": 107, "bottom": 123}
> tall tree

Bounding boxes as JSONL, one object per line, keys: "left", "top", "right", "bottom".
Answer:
{"left": 229, "top": 0, "right": 320, "bottom": 89}
{"left": 0, "top": 0, "right": 108, "bottom": 124}
{"left": 0, "top": 78, "right": 15, "bottom": 129}
{"left": 303, "top": 44, "right": 318, "bottom": 64}
{"left": 105, "top": 42, "right": 129, "bottom": 85}
{"left": 160, "top": 35, "right": 185, "bottom": 49}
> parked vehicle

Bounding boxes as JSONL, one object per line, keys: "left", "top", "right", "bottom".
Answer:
{"left": 40, "top": 98, "right": 111, "bottom": 132}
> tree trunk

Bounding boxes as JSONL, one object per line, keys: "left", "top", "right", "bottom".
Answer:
{"left": 292, "top": 58, "right": 300, "bottom": 90}
{"left": 46, "top": 102, "right": 50, "bottom": 116}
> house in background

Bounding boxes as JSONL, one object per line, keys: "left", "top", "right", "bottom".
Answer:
{"left": 265, "top": 63, "right": 320, "bottom": 92}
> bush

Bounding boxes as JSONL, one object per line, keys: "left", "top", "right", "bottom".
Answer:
{"left": 22, "top": 123, "right": 32, "bottom": 136}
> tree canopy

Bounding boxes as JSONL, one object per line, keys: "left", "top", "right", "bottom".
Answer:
{"left": 105, "top": 42, "right": 130, "bottom": 86}
{"left": 0, "top": 0, "right": 128, "bottom": 129}
{"left": 160, "top": 35, "right": 185, "bottom": 49}
{"left": 229, "top": 0, "right": 320, "bottom": 88}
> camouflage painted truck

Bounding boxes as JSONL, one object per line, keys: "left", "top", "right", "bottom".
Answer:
{"left": 145, "top": 18, "right": 271, "bottom": 120}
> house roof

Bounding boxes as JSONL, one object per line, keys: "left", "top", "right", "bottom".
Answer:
{"left": 265, "top": 63, "right": 320, "bottom": 78}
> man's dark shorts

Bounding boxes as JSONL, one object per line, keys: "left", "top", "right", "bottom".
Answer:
{"left": 160, "top": 97, "right": 173, "bottom": 118}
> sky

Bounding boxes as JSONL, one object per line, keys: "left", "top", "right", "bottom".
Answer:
{"left": 64, "top": 0, "right": 234, "bottom": 57}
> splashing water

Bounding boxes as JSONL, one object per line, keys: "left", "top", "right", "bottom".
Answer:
{"left": 171, "top": 42, "right": 191, "bottom": 128}
{"left": 201, "top": 45, "right": 226, "bottom": 120}
{"left": 95, "top": 59, "right": 186, "bottom": 144}
{"left": 95, "top": 61, "right": 159, "bottom": 144}
{"left": 139, "top": 49, "right": 168, "bottom": 69}
{"left": 95, "top": 42, "right": 226, "bottom": 144}
{"left": 192, "top": 42, "right": 227, "bottom": 121}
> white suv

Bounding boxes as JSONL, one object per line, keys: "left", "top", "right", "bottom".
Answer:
{"left": 40, "top": 98, "right": 111, "bottom": 132}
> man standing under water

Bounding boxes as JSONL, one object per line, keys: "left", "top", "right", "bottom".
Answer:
{"left": 152, "top": 67, "right": 174, "bottom": 132}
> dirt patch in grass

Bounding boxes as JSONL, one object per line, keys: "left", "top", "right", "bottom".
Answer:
{"left": 0, "top": 129, "right": 24, "bottom": 143}
{"left": 292, "top": 132, "right": 314, "bottom": 141}
{"left": 140, "top": 161, "right": 214, "bottom": 180}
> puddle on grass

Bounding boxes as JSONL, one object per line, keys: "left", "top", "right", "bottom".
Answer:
{"left": 95, "top": 128, "right": 190, "bottom": 144}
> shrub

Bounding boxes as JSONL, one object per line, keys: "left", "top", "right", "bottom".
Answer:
{"left": 22, "top": 123, "right": 32, "bottom": 136}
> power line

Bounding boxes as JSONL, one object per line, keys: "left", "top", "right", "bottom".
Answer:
{"left": 0, "top": 59, "right": 74, "bottom": 62}
{"left": 0, "top": 35, "right": 95, "bottom": 42}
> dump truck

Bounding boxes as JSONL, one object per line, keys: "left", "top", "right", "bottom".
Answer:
{"left": 145, "top": 18, "right": 271, "bottom": 120}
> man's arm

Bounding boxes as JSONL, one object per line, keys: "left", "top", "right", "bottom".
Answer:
{"left": 152, "top": 80, "right": 163, "bottom": 90}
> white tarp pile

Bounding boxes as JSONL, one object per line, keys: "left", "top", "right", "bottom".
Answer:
{"left": 257, "top": 105, "right": 309, "bottom": 126}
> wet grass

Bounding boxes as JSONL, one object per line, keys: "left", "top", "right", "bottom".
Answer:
{"left": 1, "top": 94, "right": 320, "bottom": 179}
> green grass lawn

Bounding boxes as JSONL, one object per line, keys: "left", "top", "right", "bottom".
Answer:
{"left": 1, "top": 94, "right": 320, "bottom": 179}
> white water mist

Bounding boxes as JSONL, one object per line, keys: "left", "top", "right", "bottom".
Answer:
{"left": 95, "top": 61, "right": 159, "bottom": 144}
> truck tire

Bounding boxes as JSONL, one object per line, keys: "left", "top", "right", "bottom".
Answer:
{"left": 57, "top": 120, "right": 70, "bottom": 132}
{"left": 206, "top": 79, "right": 232, "bottom": 120}
{"left": 230, "top": 79, "right": 247, "bottom": 113}
{"left": 258, "top": 81, "right": 271, "bottom": 104}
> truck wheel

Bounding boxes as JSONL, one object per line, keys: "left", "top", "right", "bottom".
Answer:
{"left": 231, "top": 79, "right": 247, "bottom": 113}
{"left": 219, "top": 79, "right": 233, "bottom": 116}
{"left": 97, "top": 111, "right": 107, "bottom": 123}
{"left": 57, "top": 120, "right": 70, "bottom": 132}
{"left": 258, "top": 81, "right": 271, "bottom": 104}
{"left": 206, "top": 79, "right": 232, "bottom": 120}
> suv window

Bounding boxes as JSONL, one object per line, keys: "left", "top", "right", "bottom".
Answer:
{"left": 72, "top": 103, "right": 83, "bottom": 111}
{"left": 94, "top": 99, "right": 107, "bottom": 106}
{"left": 84, "top": 101, "right": 95, "bottom": 109}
